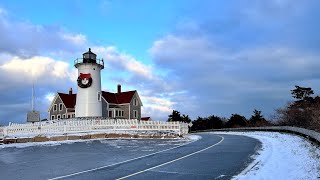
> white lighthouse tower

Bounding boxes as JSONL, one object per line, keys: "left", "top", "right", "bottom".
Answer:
{"left": 75, "top": 48, "right": 104, "bottom": 117}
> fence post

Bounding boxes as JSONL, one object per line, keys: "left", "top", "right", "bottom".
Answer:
{"left": 3, "top": 127, "right": 8, "bottom": 137}
{"left": 91, "top": 120, "right": 93, "bottom": 132}
{"left": 64, "top": 123, "right": 67, "bottom": 134}
{"left": 158, "top": 121, "right": 160, "bottom": 131}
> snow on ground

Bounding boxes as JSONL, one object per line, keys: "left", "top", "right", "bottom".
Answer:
{"left": 4, "top": 130, "right": 182, "bottom": 139}
{"left": 212, "top": 131, "right": 320, "bottom": 180}
{"left": 185, "top": 134, "right": 202, "bottom": 141}
{"left": 0, "top": 133, "right": 201, "bottom": 149}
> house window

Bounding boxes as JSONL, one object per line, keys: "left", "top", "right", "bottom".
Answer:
{"left": 121, "top": 111, "right": 124, "bottom": 117}
{"left": 62, "top": 114, "right": 66, "bottom": 119}
{"left": 51, "top": 115, "right": 55, "bottom": 120}
{"left": 54, "top": 104, "right": 57, "bottom": 111}
{"left": 72, "top": 114, "right": 75, "bottom": 118}
{"left": 133, "top": 110, "right": 138, "bottom": 118}
{"left": 133, "top": 98, "right": 138, "bottom": 106}
{"left": 57, "top": 114, "right": 61, "bottom": 119}
{"left": 116, "top": 110, "right": 118, "bottom": 117}
{"left": 109, "top": 111, "right": 113, "bottom": 118}
{"left": 68, "top": 114, "right": 71, "bottom": 118}
{"left": 59, "top": 103, "right": 63, "bottom": 111}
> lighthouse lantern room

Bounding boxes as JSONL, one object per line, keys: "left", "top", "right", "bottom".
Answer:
{"left": 74, "top": 48, "right": 104, "bottom": 117}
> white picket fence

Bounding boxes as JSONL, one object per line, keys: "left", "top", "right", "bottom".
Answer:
{"left": 0, "top": 119, "right": 190, "bottom": 138}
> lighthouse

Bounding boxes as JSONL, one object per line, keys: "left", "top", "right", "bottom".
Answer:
{"left": 74, "top": 48, "right": 104, "bottom": 117}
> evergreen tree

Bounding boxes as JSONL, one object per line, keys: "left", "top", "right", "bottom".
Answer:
{"left": 226, "top": 114, "right": 248, "bottom": 128}
{"left": 167, "top": 110, "right": 182, "bottom": 122}
{"left": 249, "top": 109, "right": 269, "bottom": 127}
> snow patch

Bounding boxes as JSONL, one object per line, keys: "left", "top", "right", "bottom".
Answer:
{"left": 0, "top": 139, "right": 85, "bottom": 149}
{"left": 185, "top": 134, "right": 202, "bottom": 142}
{"left": 212, "top": 131, "right": 320, "bottom": 179}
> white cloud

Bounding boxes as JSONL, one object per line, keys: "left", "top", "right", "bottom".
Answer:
{"left": 0, "top": 56, "right": 76, "bottom": 84}
{"left": 141, "top": 95, "right": 174, "bottom": 113}
{"left": 62, "top": 33, "right": 87, "bottom": 45}
{"left": 149, "top": 34, "right": 320, "bottom": 118}
{"left": 93, "top": 46, "right": 154, "bottom": 79}
{"left": 141, "top": 96, "right": 174, "bottom": 121}
{"left": 0, "top": 7, "right": 7, "bottom": 15}
{"left": 45, "top": 93, "right": 55, "bottom": 102}
{"left": 0, "top": 9, "right": 86, "bottom": 57}
{"left": 150, "top": 35, "right": 221, "bottom": 66}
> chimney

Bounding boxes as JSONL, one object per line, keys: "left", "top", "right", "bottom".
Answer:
{"left": 69, "top": 88, "right": 72, "bottom": 95}
{"left": 117, "top": 84, "right": 121, "bottom": 93}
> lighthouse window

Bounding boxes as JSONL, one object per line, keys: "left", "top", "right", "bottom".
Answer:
{"left": 97, "top": 92, "right": 102, "bottom": 101}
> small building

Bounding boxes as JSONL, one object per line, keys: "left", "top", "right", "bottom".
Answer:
{"left": 141, "top": 117, "right": 152, "bottom": 121}
{"left": 48, "top": 85, "right": 143, "bottom": 120}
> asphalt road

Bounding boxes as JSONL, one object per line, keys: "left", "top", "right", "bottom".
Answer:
{"left": 0, "top": 133, "right": 261, "bottom": 180}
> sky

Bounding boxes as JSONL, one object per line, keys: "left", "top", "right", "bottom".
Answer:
{"left": 0, "top": 0, "right": 319, "bottom": 125}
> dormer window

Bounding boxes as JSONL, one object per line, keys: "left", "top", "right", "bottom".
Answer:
{"left": 133, "top": 98, "right": 138, "bottom": 106}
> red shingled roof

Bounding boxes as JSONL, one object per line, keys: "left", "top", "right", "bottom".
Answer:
{"left": 114, "top": 91, "right": 136, "bottom": 104}
{"left": 58, "top": 93, "right": 76, "bottom": 108}
{"left": 58, "top": 91, "right": 136, "bottom": 108}
{"left": 102, "top": 90, "right": 136, "bottom": 104}
{"left": 141, "top": 117, "right": 151, "bottom": 121}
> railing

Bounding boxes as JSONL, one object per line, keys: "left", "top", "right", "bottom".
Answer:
{"left": 192, "top": 126, "right": 320, "bottom": 144}
{"left": 74, "top": 58, "right": 104, "bottom": 69}
{"left": 1, "top": 119, "right": 190, "bottom": 137}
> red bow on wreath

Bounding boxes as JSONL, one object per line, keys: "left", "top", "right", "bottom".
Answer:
{"left": 79, "top": 73, "right": 91, "bottom": 80}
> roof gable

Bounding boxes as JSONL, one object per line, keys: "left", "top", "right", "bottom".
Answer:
{"left": 58, "top": 93, "right": 76, "bottom": 108}
{"left": 51, "top": 90, "right": 138, "bottom": 108}
{"left": 102, "top": 90, "right": 136, "bottom": 104}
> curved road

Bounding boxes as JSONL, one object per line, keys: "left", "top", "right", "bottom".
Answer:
{"left": 0, "top": 133, "right": 261, "bottom": 180}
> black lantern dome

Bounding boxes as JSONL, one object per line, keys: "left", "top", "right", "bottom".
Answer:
{"left": 74, "top": 48, "right": 104, "bottom": 69}
{"left": 83, "top": 48, "right": 96, "bottom": 63}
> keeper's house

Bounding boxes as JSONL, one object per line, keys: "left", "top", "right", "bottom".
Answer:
{"left": 48, "top": 85, "right": 143, "bottom": 120}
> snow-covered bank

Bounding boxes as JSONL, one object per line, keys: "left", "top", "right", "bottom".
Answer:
{"left": 212, "top": 131, "right": 320, "bottom": 179}
{"left": 0, "top": 133, "right": 200, "bottom": 149}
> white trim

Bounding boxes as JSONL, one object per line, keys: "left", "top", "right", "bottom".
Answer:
{"left": 132, "top": 91, "right": 143, "bottom": 106}
{"left": 108, "top": 110, "right": 113, "bottom": 118}
{"left": 133, "top": 98, "right": 138, "bottom": 106}
{"left": 109, "top": 103, "right": 130, "bottom": 106}
{"left": 133, "top": 110, "right": 138, "bottom": 118}
{"left": 59, "top": 103, "right": 63, "bottom": 111}
{"left": 47, "top": 93, "right": 59, "bottom": 112}
{"left": 129, "top": 105, "right": 130, "bottom": 119}
{"left": 47, "top": 93, "right": 65, "bottom": 112}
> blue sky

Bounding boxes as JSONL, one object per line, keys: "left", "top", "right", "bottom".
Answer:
{"left": 0, "top": 0, "right": 320, "bottom": 125}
